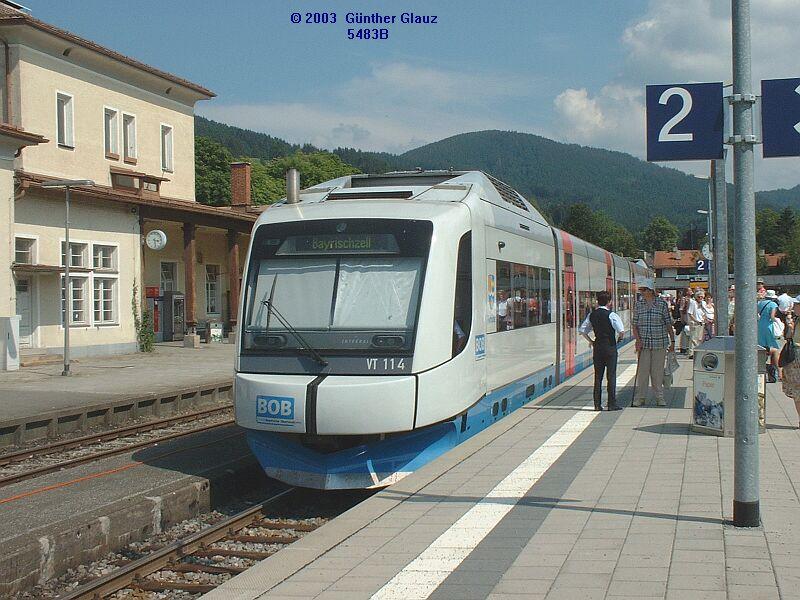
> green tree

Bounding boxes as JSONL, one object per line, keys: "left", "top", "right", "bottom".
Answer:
{"left": 639, "top": 216, "right": 679, "bottom": 253}
{"left": 195, "top": 136, "right": 233, "bottom": 206}
{"left": 755, "top": 208, "right": 781, "bottom": 253}
{"left": 249, "top": 151, "right": 361, "bottom": 205}
{"left": 559, "top": 203, "right": 638, "bottom": 257}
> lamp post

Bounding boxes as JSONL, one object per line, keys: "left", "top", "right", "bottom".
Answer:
{"left": 697, "top": 208, "right": 714, "bottom": 301}
{"left": 40, "top": 179, "right": 95, "bottom": 376}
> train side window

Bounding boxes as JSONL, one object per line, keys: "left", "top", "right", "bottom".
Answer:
{"left": 493, "top": 260, "right": 552, "bottom": 332}
{"left": 452, "top": 232, "right": 472, "bottom": 357}
{"left": 539, "top": 267, "right": 552, "bottom": 324}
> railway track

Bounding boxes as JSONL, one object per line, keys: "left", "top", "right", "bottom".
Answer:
{"left": 0, "top": 405, "right": 234, "bottom": 487}
{"left": 55, "top": 487, "right": 324, "bottom": 599}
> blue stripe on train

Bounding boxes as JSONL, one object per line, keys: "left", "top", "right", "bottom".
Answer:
{"left": 247, "top": 363, "right": 560, "bottom": 489}
{"left": 247, "top": 341, "right": 631, "bottom": 489}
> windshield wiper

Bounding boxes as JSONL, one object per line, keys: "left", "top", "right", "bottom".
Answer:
{"left": 261, "top": 299, "right": 328, "bottom": 367}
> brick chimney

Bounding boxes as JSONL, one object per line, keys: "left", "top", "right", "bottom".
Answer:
{"left": 230, "top": 162, "right": 251, "bottom": 209}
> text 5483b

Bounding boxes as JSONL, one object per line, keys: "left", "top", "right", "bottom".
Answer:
{"left": 347, "top": 28, "right": 389, "bottom": 40}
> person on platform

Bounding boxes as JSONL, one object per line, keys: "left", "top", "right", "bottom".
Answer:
{"left": 579, "top": 291, "right": 625, "bottom": 411}
{"left": 728, "top": 285, "right": 736, "bottom": 335}
{"left": 686, "top": 289, "right": 706, "bottom": 358}
{"left": 678, "top": 287, "right": 693, "bottom": 354}
{"left": 632, "top": 277, "right": 675, "bottom": 407}
{"left": 702, "top": 292, "right": 716, "bottom": 340}
{"left": 758, "top": 290, "right": 781, "bottom": 382}
{"left": 783, "top": 299, "right": 800, "bottom": 427}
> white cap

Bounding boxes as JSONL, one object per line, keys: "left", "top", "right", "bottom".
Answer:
{"left": 766, "top": 289, "right": 778, "bottom": 299}
{"left": 635, "top": 275, "right": 655, "bottom": 290}
{"left": 778, "top": 296, "right": 794, "bottom": 313}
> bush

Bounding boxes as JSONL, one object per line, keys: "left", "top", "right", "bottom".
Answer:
{"left": 132, "top": 284, "right": 155, "bottom": 352}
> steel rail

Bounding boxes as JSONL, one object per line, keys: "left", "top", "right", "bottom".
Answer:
{"left": 56, "top": 487, "right": 297, "bottom": 600}
{"left": 0, "top": 404, "right": 233, "bottom": 467}
{"left": 0, "top": 413, "right": 235, "bottom": 487}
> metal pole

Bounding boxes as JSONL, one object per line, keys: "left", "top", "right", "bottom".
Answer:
{"left": 713, "top": 155, "right": 730, "bottom": 336}
{"left": 732, "top": 0, "right": 759, "bottom": 527}
{"left": 706, "top": 178, "right": 715, "bottom": 303}
{"left": 62, "top": 186, "right": 71, "bottom": 376}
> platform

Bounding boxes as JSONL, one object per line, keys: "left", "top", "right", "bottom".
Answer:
{"left": 205, "top": 349, "right": 800, "bottom": 600}
{"left": 0, "top": 342, "right": 234, "bottom": 445}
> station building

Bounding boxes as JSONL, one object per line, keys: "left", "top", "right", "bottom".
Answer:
{"left": 0, "top": 1, "right": 259, "bottom": 365}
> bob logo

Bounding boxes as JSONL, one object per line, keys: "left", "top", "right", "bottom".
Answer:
{"left": 256, "top": 395, "right": 295, "bottom": 424}
{"left": 475, "top": 334, "right": 486, "bottom": 360}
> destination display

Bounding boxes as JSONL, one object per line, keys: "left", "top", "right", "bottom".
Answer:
{"left": 277, "top": 233, "right": 400, "bottom": 255}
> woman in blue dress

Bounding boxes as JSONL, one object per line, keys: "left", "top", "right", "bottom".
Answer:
{"left": 758, "top": 291, "right": 780, "bottom": 381}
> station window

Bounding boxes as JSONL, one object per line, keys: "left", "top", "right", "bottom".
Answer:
{"left": 56, "top": 92, "right": 74, "bottom": 148}
{"left": 14, "top": 237, "right": 36, "bottom": 264}
{"left": 122, "top": 113, "right": 137, "bottom": 162}
{"left": 104, "top": 108, "right": 119, "bottom": 158}
{"left": 61, "top": 276, "right": 89, "bottom": 326}
{"left": 161, "top": 124, "right": 173, "bottom": 172}
{"left": 93, "top": 245, "right": 117, "bottom": 270}
{"left": 61, "top": 242, "right": 88, "bottom": 268}
{"left": 205, "top": 265, "right": 220, "bottom": 315}
{"left": 160, "top": 262, "right": 177, "bottom": 292}
{"left": 493, "top": 260, "right": 552, "bottom": 332}
{"left": 93, "top": 278, "right": 117, "bottom": 324}
{"left": 452, "top": 233, "right": 472, "bottom": 357}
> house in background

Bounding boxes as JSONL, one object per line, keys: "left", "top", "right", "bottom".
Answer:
{"left": 0, "top": 1, "right": 259, "bottom": 365}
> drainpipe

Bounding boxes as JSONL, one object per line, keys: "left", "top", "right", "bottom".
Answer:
{"left": 0, "top": 37, "right": 12, "bottom": 124}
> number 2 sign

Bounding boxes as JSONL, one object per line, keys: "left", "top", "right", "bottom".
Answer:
{"left": 646, "top": 83, "right": 724, "bottom": 162}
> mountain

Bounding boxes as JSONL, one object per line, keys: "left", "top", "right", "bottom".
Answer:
{"left": 195, "top": 117, "right": 799, "bottom": 232}
{"left": 756, "top": 184, "right": 800, "bottom": 210}
{"left": 195, "top": 116, "right": 310, "bottom": 160}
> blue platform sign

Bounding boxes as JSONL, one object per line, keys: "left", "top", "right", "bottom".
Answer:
{"left": 761, "top": 78, "right": 800, "bottom": 158}
{"left": 646, "top": 83, "right": 724, "bottom": 161}
{"left": 696, "top": 259, "right": 710, "bottom": 274}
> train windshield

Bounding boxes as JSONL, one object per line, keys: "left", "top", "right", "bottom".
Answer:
{"left": 242, "top": 219, "right": 432, "bottom": 355}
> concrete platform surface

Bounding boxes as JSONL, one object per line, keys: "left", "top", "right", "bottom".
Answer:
{"left": 0, "top": 343, "right": 234, "bottom": 441}
{"left": 203, "top": 350, "right": 800, "bottom": 600}
{"left": 0, "top": 423, "right": 262, "bottom": 596}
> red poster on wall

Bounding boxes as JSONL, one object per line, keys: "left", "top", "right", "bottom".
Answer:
{"left": 145, "top": 286, "right": 160, "bottom": 298}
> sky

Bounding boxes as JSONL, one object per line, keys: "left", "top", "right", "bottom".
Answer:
{"left": 29, "top": 0, "right": 800, "bottom": 191}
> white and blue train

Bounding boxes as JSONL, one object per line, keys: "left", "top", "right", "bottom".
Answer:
{"left": 234, "top": 170, "right": 649, "bottom": 489}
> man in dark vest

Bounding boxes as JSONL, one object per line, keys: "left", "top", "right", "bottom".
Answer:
{"left": 579, "top": 291, "right": 625, "bottom": 411}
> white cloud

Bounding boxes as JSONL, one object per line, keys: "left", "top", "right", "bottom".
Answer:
{"left": 199, "top": 62, "right": 533, "bottom": 154}
{"left": 553, "top": 89, "right": 605, "bottom": 138}
{"left": 552, "top": 0, "right": 800, "bottom": 189}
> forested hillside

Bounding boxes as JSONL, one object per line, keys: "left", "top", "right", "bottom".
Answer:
{"left": 193, "top": 116, "right": 800, "bottom": 267}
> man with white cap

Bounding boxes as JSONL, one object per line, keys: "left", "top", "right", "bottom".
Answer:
{"left": 686, "top": 288, "right": 706, "bottom": 359}
{"left": 632, "top": 276, "right": 675, "bottom": 407}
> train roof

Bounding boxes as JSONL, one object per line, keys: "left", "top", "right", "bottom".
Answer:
{"left": 270, "top": 170, "right": 548, "bottom": 226}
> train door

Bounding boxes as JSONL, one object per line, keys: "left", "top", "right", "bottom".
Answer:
{"left": 562, "top": 266, "right": 576, "bottom": 378}
{"left": 604, "top": 251, "right": 614, "bottom": 305}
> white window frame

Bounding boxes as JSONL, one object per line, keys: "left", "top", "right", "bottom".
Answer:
{"left": 61, "top": 275, "right": 90, "bottom": 327}
{"left": 56, "top": 91, "right": 74, "bottom": 148}
{"left": 160, "top": 123, "right": 174, "bottom": 172}
{"left": 122, "top": 112, "right": 137, "bottom": 162}
{"left": 14, "top": 235, "right": 38, "bottom": 264}
{"left": 92, "top": 242, "right": 119, "bottom": 271}
{"left": 93, "top": 276, "right": 118, "bottom": 325}
{"left": 60, "top": 239, "right": 89, "bottom": 268}
{"left": 205, "top": 264, "right": 221, "bottom": 315}
{"left": 103, "top": 106, "right": 119, "bottom": 158}
{"left": 160, "top": 261, "right": 177, "bottom": 293}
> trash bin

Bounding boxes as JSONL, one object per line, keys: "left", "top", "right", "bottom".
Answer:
{"left": 691, "top": 336, "right": 766, "bottom": 437}
{"left": 209, "top": 320, "right": 224, "bottom": 343}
